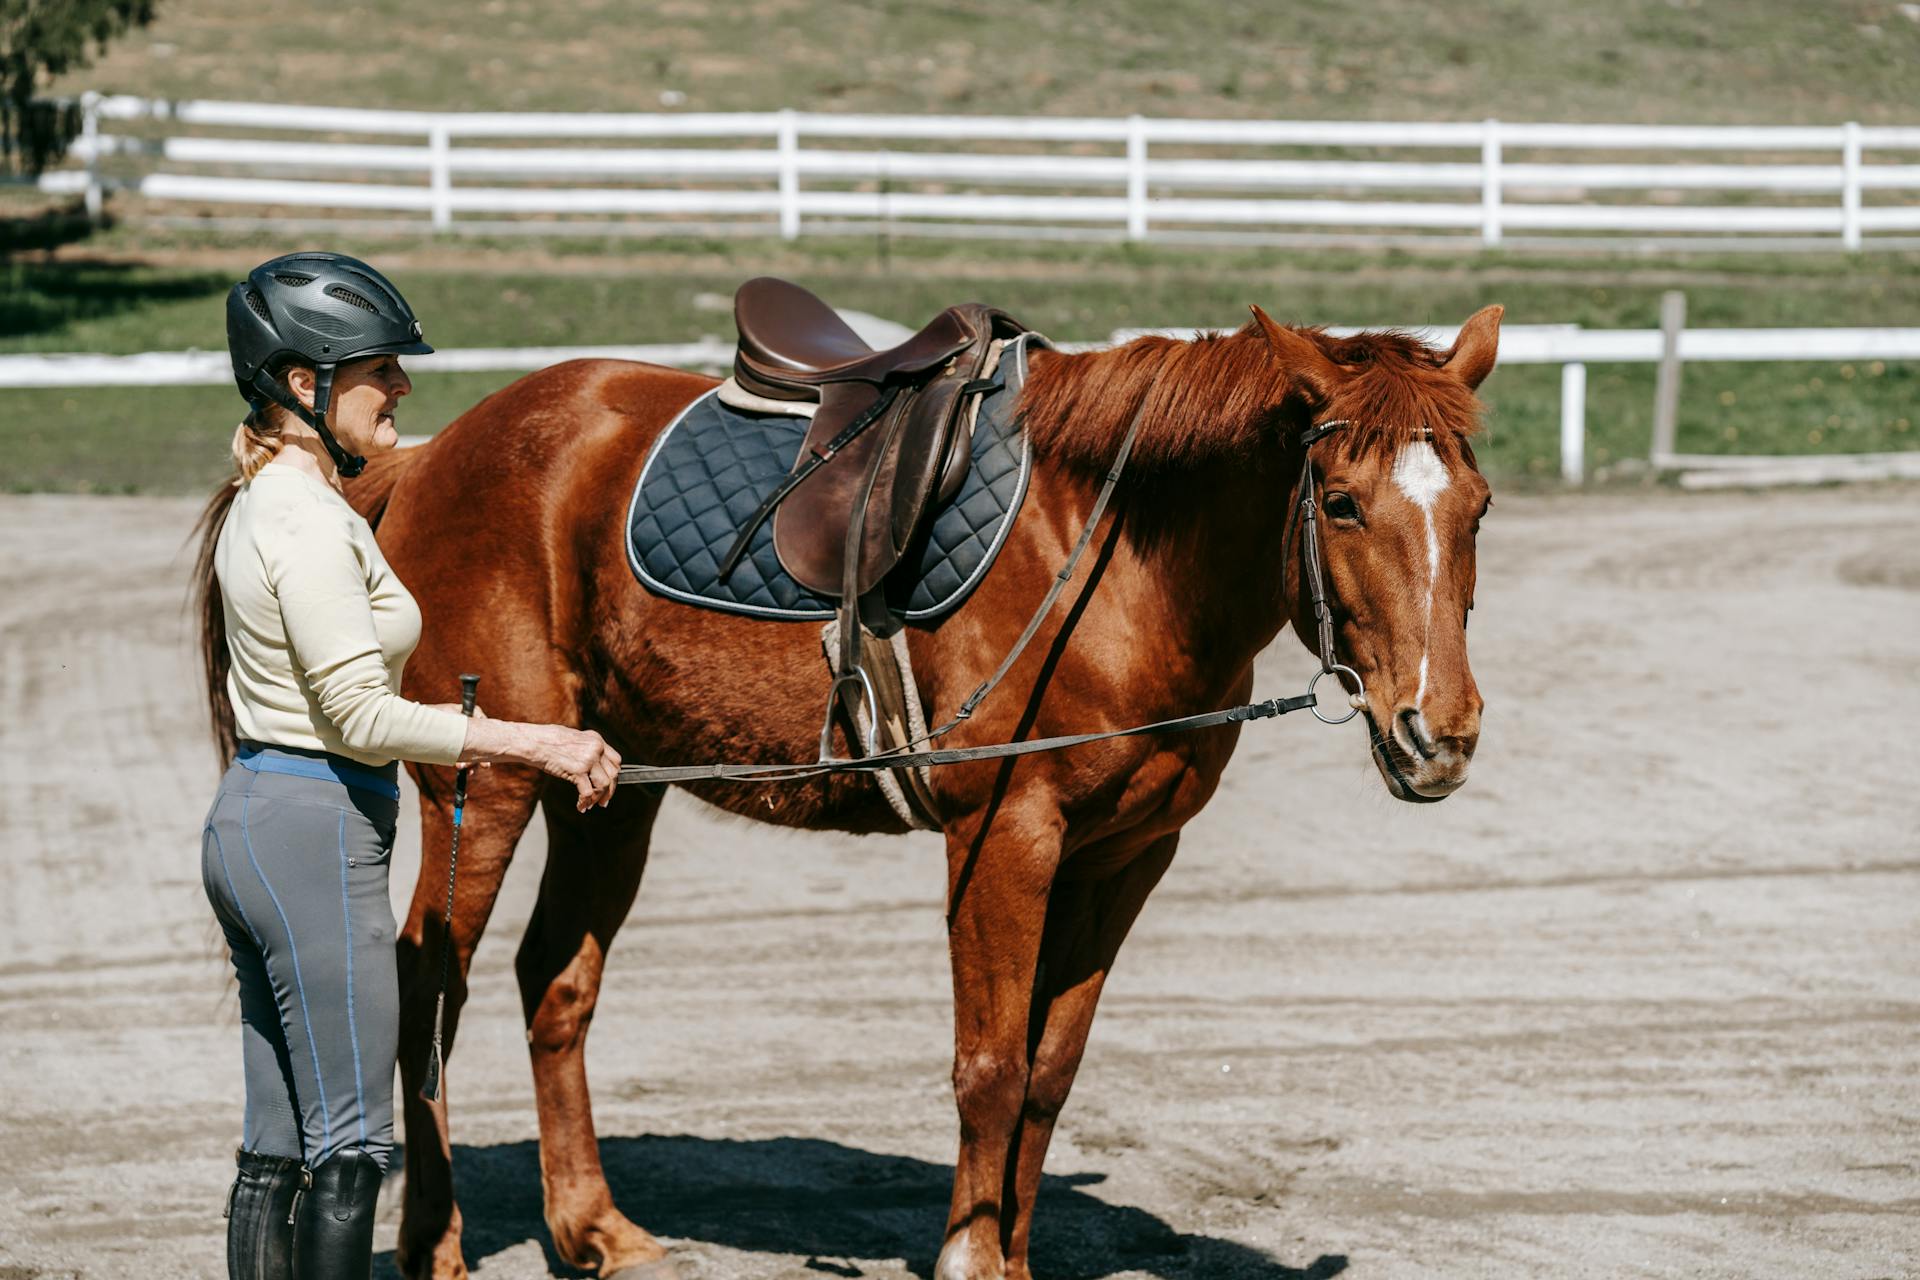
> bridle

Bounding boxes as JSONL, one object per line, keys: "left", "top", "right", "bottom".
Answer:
{"left": 1297, "top": 419, "right": 1451, "bottom": 802}
{"left": 1292, "top": 417, "right": 1365, "bottom": 726}
{"left": 615, "top": 404, "right": 1367, "bottom": 788}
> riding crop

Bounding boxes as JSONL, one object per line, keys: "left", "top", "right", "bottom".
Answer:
{"left": 420, "top": 672, "right": 479, "bottom": 1104}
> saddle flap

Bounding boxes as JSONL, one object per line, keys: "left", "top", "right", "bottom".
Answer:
{"left": 772, "top": 382, "right": 911, "bottom": 596}
{"left": 769, "top": 304, "right": 1028, "bottom": 599}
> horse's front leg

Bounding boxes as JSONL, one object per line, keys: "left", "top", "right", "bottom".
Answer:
{"left": 937, "top": 811, "right": 1063, "bottom": 1280}
{"left": 516, "top": 783, "right": 678, "bottom": 1278}
{"left": 1002, "top": 833, "right": 1179, "bottom": 1280}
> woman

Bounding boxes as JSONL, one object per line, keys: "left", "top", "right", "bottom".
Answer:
{"left": 190, "top": 252, "right": 622, "bottom": 1280}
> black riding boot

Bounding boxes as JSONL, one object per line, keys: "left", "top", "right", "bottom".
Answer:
{"left": 225, "top": 1148, "right": 301, "bottom": 1280}
{"left": 291, "top": 1149, "right": 384, "bottom": 1279}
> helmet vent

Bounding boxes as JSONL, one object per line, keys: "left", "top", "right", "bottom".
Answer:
{"left": 341, "top": 269, "right": 397, "bottom": 309}
{"left": 273, "top": 271, "right": 316, "bottom": 286}
{"left": 244, "top": 287, "right": 272, "bottom": 323}
{"left": 325, "top": 284, "right": 378, "bottom": 314}
{"left": 288, "top": 304, "right": 359, "bottom": 339}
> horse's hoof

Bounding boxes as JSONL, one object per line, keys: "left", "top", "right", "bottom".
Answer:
{"left": 605, "top": 1260, "right": 683, "bottom": 1280}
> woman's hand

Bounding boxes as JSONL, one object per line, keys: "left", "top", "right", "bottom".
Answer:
{"left": 528, "top": 725, "right": 622, "bottom": 812}
{"left": 454, "top": 716, "right": 622, "bottom": 811}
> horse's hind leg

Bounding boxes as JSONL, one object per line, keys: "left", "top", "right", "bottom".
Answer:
{"left": 516, "top": 782, "right": 674, "bottom": 1277}
{"left": 1002, "top": 834, "right": 1178, "bottom": 1280}
{"left": 394, "top": 765, "right": 546, "bottom": 1280}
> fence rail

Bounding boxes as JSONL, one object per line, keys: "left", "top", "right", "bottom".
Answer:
{"left": 6, "top": 325, "right": 1917, "bottom": 485}
{"left": 29, "top": 95, "right": 1920, "bottom": 248}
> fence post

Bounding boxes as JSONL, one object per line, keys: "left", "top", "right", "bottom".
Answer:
{"left": 1126, "top": 114, "right": 1148, "bottom": 242}
{"left": 1650, "top": 290, "right": 1687, "bottom": 465}
{"left": 80, "top": 91, "right": 103, "bottom": 223}
{"left": 1560, "top": 361, "right": 1587, "bottom": 484}
{"left": 778, "top": 109, "right": 801, "bottom": 241}
{"left": 428, "top": 121, "right": 452, "bottom": 231}
{"left": 1841, "top": 120, "right": 1862, "bottom": 252}
{"left": 1480, "top": 117, "right": 1501, "bottom": 248}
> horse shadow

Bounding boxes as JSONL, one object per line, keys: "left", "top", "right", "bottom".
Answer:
{"left": 380, "top": 1134, "right": 1347, "bottom": 1280}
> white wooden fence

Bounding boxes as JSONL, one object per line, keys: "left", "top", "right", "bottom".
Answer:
{"left": 5, "top": 325, "right": 1917, "bottom": 485}
{"left": 31, "top": 95, "right": 1920, "bottom": 248}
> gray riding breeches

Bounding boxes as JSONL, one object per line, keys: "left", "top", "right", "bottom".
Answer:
{"left": 201, "top": 743, "right": 403, "bottom": 1170}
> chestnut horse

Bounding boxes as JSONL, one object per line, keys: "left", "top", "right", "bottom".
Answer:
{"left": 348, "top": 303, "right": 1500, "bottom": 1279}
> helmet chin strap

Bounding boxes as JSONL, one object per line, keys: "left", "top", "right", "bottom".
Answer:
{"left": 248, "top": 365, "right": 366, "bottom": 478}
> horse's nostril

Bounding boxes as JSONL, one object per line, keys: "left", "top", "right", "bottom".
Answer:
{"left": 1397, "top": 708, "right": 1439, "bottom": 761}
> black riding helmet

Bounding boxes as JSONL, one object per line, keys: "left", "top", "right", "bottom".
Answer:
{"left": 226, "top": 252, "right": 433, "bottom": 478}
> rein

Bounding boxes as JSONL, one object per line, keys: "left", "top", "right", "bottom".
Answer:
{"left": 616, "top": 408, "right": 1365, "bottom": 788}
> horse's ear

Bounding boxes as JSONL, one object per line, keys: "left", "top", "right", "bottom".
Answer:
{"left": 1249, "top": 304, "right": 1335, "bottom": 402}
{"left": 1444, "top": 304, "right": 1503, "bottom": 390}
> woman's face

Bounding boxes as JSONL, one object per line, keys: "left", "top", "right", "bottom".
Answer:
{"left": 285, "top": 355, "right": 414, "bottom": 458}
{"left": 326, "top": 355, "right": 413, "bottom": 456}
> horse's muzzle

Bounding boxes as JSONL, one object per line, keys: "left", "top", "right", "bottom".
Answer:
{"left": 1369, "top": 709, "right": 1474, "bottom": 803}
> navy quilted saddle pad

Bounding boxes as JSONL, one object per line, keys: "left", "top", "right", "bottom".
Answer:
{"left": 624, "top": 333, "right": 1040, "bottom": 621}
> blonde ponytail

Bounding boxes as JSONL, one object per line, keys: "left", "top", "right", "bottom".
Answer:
{"left": 229, "top": 407, "right": 284, "bottom": 483}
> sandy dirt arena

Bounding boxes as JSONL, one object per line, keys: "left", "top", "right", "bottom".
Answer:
{"left": 1, "top": 485, "right": 1916, "bottom": 1279}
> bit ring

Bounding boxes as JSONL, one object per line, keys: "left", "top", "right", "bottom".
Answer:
{"left": 1308, "top": 664, "right": 1365, "bottom": 725}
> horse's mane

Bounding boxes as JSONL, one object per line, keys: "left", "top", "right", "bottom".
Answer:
{"left": 1016, "top": 321, "right": 1485, "bottom": 471}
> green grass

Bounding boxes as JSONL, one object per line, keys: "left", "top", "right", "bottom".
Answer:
{"left": 10, "top": 1, "right": 1916, "bottom": 493}
{"left": 4, "top": 242, "right": 1917, "bottom": 493}
{"left": 11, "top": 238, "right": 1920, "bottom": 351}
{"left": 50, "top": 0, "right": 1920, "bottom": 126}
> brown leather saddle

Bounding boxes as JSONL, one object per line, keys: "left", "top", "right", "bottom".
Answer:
{"left": 725, "top": 276, "right": 1027, "bottom": 600}
{"left": 721, "top": 276, "right": 1029, "bottom": 776}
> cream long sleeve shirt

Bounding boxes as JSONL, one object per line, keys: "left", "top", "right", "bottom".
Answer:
{"left": 215, "top": 462, "right": 469, "bottom": 767}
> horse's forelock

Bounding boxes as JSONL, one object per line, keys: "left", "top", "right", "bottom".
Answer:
{"left": 1305, "top": 328, "right": 1486, "bottom": 468}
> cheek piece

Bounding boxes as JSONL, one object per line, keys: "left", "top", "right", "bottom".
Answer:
{"left": 249, "top": 362, "right": 363, "bottom": 479}
{"left": 1288, "top": 418, "right": 1365, "bottom": 726}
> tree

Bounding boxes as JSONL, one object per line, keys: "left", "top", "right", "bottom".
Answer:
{"left": 1, "top": 0, "right": 156, "bottom": 177}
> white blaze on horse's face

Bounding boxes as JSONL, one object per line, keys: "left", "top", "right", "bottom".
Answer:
{"left": 1359, "top": 435, "right": 1484, "bottom": 804}
{"left": 1389, "top": 439, "right": 1450, "bottom": 715}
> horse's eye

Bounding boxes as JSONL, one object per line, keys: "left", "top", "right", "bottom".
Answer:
{"left": 1326, "top": 493, "right": 1360, "bottom": 521}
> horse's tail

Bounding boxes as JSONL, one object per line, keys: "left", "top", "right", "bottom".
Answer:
{"left": 344, "top": 443, "right": 424, "bottom": 530}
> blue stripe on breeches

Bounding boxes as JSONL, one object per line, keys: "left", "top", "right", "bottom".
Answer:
{"left": 201, "top": 746, "right": 402, "bottom": 1169}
